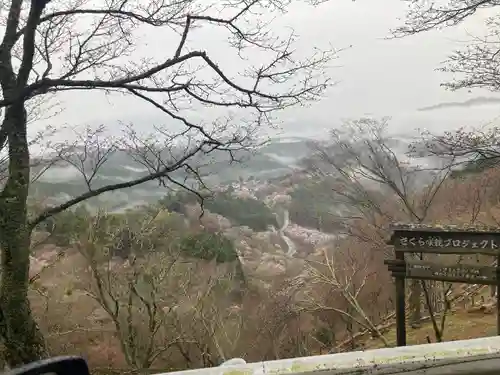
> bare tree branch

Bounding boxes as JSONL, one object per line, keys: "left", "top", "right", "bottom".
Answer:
{"left": 392, "top": 1, "right": 500, "bottom": 91}
{"left": 303, "top": 247, "right": 389, "bottom": 347}
{"left": 392, "top": 1, "right": 498, "bottom": 37}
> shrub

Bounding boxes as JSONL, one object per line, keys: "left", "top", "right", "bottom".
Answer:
{"left": 203, "top": 191, "right": 277, "bottom": 231}
{"left": 451, "top": 156, "right": 498, "bottom": 179}
{"left": 289, "top": 181, "right": 343, "bottom": 233}
{"left": 160, "top": 190, "right": 278, "bottom": 231}
{"left": 42, "top": 206, "right": 90, "bottom": 246}
{"left": 179, "top": 232, "right": 237, "bottom": 263}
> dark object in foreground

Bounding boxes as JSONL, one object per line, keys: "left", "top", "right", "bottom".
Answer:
{"left": 1, "top": 356, "right": 89, "bottom": 375}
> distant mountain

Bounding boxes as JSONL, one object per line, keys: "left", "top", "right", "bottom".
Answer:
{"left": 417, "top": 96, "right": 500, "bottom": 112}
{"left": 30, "top": 137, "right": 314, "bottom": 210}
{"left": 27, "top": 132, "right": 441, "bottom": 212}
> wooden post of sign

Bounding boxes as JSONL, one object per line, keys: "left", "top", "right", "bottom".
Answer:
{"left": 497, "top": 253, "right": 500, "bottom": 336}
{"left": 395, "top": 250, "right": 406, "bottom": 346}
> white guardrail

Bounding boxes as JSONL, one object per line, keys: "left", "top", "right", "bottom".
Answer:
{"left": 159, "top": 336, "right": 500, "bottom": 375}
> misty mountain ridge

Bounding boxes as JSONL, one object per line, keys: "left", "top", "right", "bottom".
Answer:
{"left": 29, "top": 134, "right": 439, "bottom": 212}
{"left": 30, "top": 137, "right": 314, "bottom": 210}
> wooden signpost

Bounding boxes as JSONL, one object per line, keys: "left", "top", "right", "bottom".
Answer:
{"left": 384, "top": 223, "right": 500, "bottom": 347}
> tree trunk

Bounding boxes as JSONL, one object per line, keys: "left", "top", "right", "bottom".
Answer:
{"left": 0, "top": 103, "right": 47, "bottom": 366}
{"left": 345, "top": 305, "right": 355, "bottom": 350}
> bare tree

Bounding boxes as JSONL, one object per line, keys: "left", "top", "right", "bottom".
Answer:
{"left": 303, "top": 117, "right": 452, "bottom": 336}
{"left": 304, "top": 117, "right": 450, "bottom": 237}
{"left": 390, "top": 0, "right": 500, "bottom": 199}
{"left": 76, "top": 209, "right": 244, "bottom": 370}
{"left": 245, "top": 280, "right": 310, "bottom": 360}
{"left": 0, "top": 0, "right": 336, "bottom": 364}
{"left": 393, "top": 1, "right": 500, "bottom": 91}
{"left": 303, "top": 245, "right": 390, "bottom": 348}
{"left": 179, "top": 274, "right": 244, "bottom": 366}
{"left": 75, "top": 211, "right": 185, "bottom": 370}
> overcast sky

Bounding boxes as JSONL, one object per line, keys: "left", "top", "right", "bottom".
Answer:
{"left": 34, "top": 0, "right": 500, "bottom": 142}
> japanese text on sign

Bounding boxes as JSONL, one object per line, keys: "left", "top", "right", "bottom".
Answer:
{"left": 398, "top": 236, "right": 498, "bottom": 249}
{"left": 407, "top": 263, "right": 496, "bottom": 282}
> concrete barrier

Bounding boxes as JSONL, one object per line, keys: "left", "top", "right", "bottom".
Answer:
{"left": 158, "top": 336, "right": 500, "bottom": 375}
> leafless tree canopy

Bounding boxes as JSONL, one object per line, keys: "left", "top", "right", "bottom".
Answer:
{"left": 415, "top": 126, "right": 500, "bottom": 160}
{"left": 2, "top": 0, "right": 334, "bottom": 108}
{"left": 303, "top": 118, "right": 450, "bottom": 227}
{"left": 389, "top": 1, "right": 500, "bottom": 173}
{"left": 0, "top": 0, "right": 339, "bottom": 222}
{"left": 393, "top": 1, "right": 500, "bottom": 91}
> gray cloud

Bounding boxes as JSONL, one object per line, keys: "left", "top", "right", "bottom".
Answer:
{"left": 418, "top": 97, "right": 500, "bottom": 112}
